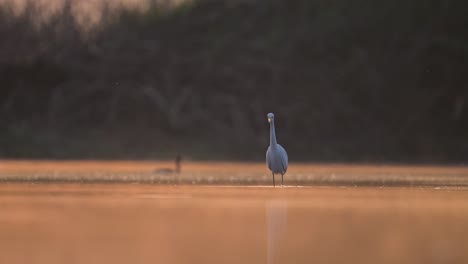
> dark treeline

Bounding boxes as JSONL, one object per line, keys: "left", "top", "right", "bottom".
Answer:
{"left": 0, "top": 0, "right": 467, "bottom": 162}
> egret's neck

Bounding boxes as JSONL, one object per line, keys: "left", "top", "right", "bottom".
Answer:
{"left": 269, "top": 120, "right": 277, "bottom": 147}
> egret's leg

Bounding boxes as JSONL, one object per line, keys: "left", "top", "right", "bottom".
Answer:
{"left": 272, "top": 173, "right": 275, "bottom": 187}
{"left": 281, "top": 173, "right": 284, "bottom": 187}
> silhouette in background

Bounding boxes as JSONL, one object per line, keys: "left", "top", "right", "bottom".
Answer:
{"left": 153, "top": 154, "right": 182, "bottom": 174}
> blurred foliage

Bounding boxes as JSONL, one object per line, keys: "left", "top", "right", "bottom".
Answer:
{"left": 0, "top": 0, "right": 467, "bottom": 162}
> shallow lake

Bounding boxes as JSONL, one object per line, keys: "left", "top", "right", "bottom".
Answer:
{"left": 1, "top": 161, "right": 468, "bottom": 264}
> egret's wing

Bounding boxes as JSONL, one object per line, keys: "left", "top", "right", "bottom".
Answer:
{"left": 277, "top": 144, "right": 288, "bottom": 172}
{"left": 266, "top": 146, "right": 273, "bottom": 170}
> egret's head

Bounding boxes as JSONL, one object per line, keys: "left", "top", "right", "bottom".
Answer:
{"left": 267, "top": 113, "right": 274, "bottom": 123}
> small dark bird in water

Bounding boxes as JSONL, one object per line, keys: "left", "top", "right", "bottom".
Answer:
{"left": 153, "top": 154, "right": 182, "bottom": 174}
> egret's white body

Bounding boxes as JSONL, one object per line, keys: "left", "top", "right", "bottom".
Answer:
{"left": 266, "top": 113, "right": 288, "bottom": 187}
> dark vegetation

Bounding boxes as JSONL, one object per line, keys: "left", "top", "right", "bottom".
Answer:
{"left": 0, "top": 0, "right": 467, "bottom": 162}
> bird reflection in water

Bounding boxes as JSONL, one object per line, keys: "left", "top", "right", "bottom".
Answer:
{"left": 266, "top": 200, "right": 288, "bottom": 264}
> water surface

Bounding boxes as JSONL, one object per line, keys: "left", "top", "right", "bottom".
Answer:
{"left": 1, "top": 161, "right": 468, "bottom": 264}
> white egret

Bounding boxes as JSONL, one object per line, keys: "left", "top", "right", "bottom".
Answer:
{"left": 266, "top": 113, "right": 288, "bottom": 187}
